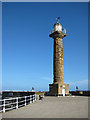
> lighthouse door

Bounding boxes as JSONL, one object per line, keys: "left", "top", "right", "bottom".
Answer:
{"left": 62, "top": 89, "right": 65, "bottom": 96}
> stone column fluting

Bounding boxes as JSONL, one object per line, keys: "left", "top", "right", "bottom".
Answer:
{"left": 53, "top": 37, "right": 64, "bottom": 84}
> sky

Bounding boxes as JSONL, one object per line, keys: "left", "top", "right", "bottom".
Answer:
{"left": 2, "top": 2, "right": 88, "bottom": 91}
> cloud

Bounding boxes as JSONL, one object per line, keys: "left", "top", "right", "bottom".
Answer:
{"left": 77, "top": 79, "right": 88, "bottom": 84}
{"left": 66, "top": 79, "right": 88, "bottom": 85}
{"left": 66, "top": 79, "right": 88, "bottom": 90}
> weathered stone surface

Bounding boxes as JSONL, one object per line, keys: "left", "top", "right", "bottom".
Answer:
{"left": 49, "top": 31, "right": 69, "bottom": 95}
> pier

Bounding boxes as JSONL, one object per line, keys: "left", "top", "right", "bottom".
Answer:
{"left": 2, "top": 96, "right": 88, "bottom": 118}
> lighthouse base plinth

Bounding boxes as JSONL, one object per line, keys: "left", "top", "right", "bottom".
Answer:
{"left": 49, "top": 83, "right": 69, "bottom": 96}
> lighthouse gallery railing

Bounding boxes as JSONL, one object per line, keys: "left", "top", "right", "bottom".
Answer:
{"left": 49, "top": 28, "right": 66, "bottom": 35}
{"left": 0, "top": 94, "right": 36, "bottom": 112}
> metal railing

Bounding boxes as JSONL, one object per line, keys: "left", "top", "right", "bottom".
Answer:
{"left": 49, "top": 28, "right": 66, "bottom": 35}
{"left": 0, "top": 94, "right": 36, "bottom": 113}
{"left": 49, "top": 29, "right": 54, "bottom": 34}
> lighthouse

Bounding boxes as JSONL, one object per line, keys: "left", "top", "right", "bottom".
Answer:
{"left": 49, "top": 17, "right": 69, "bottom": 96}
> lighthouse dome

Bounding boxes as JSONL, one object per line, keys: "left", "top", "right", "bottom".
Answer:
{"left": 53, "top": 22, "right": 62, "bottom": 32}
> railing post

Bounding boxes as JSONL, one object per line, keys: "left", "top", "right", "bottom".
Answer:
{"left": 33, "top": 94, "right": 35, "bottom": 102}
{"left": 30, "top": 95, "right": 32, "bottom": 103}
{"left": 25, "top": 96, "right": 26, "bottom": 106}
{"left": 31, "top": 95, "right": 33, "bottom": 103}
{"left": 32, "top": 94, "right": 35, "bottom": 103}
{"left": 16, "top": 97, "right": 18, "bottom": 109}
{"left": 35, "top": 94, "right": 36, "bottom": 101}
{"left": 29, "top": 96, "right": 31, "bottom": 103}
{"left": 3, "top": 99, "right": 5, "bottom": 113}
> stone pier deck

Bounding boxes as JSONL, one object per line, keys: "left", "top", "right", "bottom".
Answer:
{"left": 2, "top": 96, "right": 88, "bottom": 118}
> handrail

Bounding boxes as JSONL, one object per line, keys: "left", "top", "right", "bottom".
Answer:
{"left": 0, "top": 94, "right": 36, "bottom": 113}
{"left": 49, "top": 28, "right": 66, "bottom": 35}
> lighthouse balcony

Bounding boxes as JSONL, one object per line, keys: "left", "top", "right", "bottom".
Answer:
{"left": 49, "top": 28, "right": 66, "bottom": 35}
{"left": 49, "top": 28, "right": 67, "bottom": 38}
